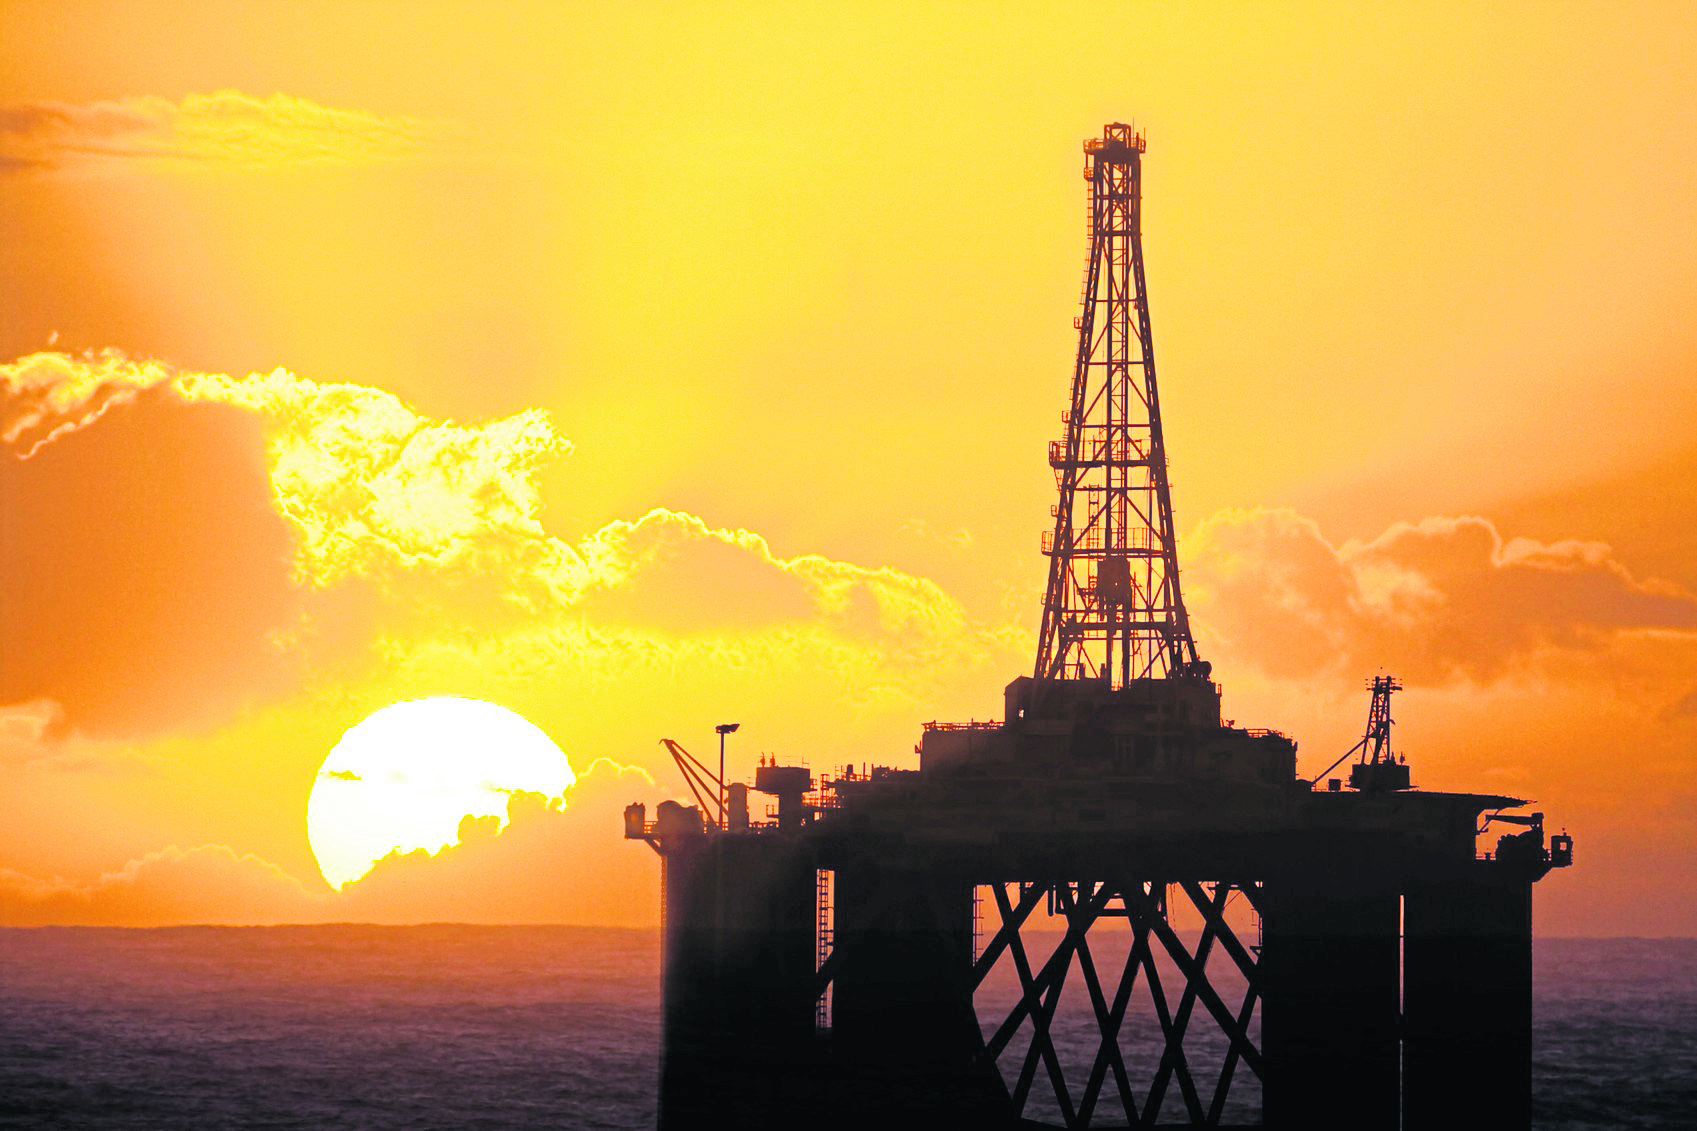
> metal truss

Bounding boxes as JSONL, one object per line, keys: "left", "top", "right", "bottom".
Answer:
{"left": 971, "top": 879, "right": 1264, "bottom": 1127}
{"left": 1036, "top": 123, "right": 1203, "bottom": 686}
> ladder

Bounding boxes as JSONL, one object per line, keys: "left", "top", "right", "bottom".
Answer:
{"left": 815, "top": 868, "right": 833, "bottom": 1030}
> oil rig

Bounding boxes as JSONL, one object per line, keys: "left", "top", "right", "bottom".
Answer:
{"left": 626, "top": 123, "right": 1571, "bottom": 1129}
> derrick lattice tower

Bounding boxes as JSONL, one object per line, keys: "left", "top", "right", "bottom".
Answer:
{"left": 1036, "top": 123, "right": 1203, "bottom": 686}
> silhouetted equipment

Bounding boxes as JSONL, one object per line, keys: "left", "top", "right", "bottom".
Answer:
{"left": 654, "top": 738, "right": 725, "bottom": 828}
{"left": 754, "top": 757, "right": 813, "bottom": 831}
{"left": 628, "top": 124, "right": 1571, "bottom": 1129}
{"left": 1348, "top": 674, "right": 1411, "bottom": 792}
{"left": 716, "top": 722, "right": 740, "bottom": 828}
{"left": 1310, "top": 675, "right": 1414, "bottom": 792}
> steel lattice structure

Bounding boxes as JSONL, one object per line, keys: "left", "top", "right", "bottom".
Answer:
{"left": 972, "top": 879, "right": 1264, "bottom": 1126}
{"left": 1037, "top": 124, "right": 1202, "bottom": 685}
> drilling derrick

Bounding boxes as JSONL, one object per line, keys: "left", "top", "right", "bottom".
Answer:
{"left": 1039, "top": 123, "right": 1202, "bottom": 685}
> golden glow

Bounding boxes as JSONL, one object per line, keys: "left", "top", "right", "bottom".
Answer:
{"left": 307, "top": 698, "right": 575, "bottom": 889}
{"left": 1, "top": 4, "right": 1695, "bottom": 933}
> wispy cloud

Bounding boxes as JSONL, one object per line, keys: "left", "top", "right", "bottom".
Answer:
{"left": 0, "top": 91, "right": 434, "bottom": 173}
{"left": 0, "top": 350, "right": 175, "bottom": 457}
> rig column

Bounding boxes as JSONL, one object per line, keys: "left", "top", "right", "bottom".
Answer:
{"left": 1259, "top": 873, "right": 1402, "bottom": 1130}
{"left": 659, "top": 833, "right": 818, "bottom": 1129}
{"left": 1404, "top": 863, "right": 1536, "bottom": 1129}
{"left": 827, "top": 859, "right": 1001, "bottom": 1119}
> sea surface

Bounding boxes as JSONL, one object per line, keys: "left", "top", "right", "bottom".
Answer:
{"left": 0, "top": 927, "right": 1691, "bottom": 1128}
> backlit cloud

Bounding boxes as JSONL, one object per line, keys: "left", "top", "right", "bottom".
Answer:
{"left": 2, "top": 351, "right": 1014, "bottom": 736}
{"left": 579, "top": 508, "right": 974, "bottom": 646}
{"left": 3, "top": 352, "right": 578, "bottom": 593}
{"left": 1187, "top": 508, "right": 1697, "bottom": 684}
{"left": 0, "top": 845, "right": 329, "bottom": 927}
{"left": 0, "top": 92, "right": 432, "bottom": 173}
{"left": 0, "top": 760, "right": 662, "bottom": 927}
{"left": 342, "top": 759, "right": 661, "bottom": 925}
{"left": 0, "top": 699, "right": 62, "bottom": 747}
{"left": 0, "top": 370, "right": 300, "bottom": 735}
{"left": 177, "top": 366, "right": 575, "bottom": 596}
{"left": 2, "top": 355, "right": 985, "bottom": 646}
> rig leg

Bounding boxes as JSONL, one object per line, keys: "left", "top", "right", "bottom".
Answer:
{"left": 659, "top": 836, "right": 817, "bottom": 1129}
{"left": 828, "top": 862, "right": 1005, "bottom": 1123}
{"left": 1259, "top": 877, "right": 1401, "bottom": 1130}
{"left": 1404, "top": 865, "right": 1534, "bottom": 1130}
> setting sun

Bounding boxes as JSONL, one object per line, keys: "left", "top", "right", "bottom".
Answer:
{"left": 306, "top": 697, "right": 576, "bottom": 889}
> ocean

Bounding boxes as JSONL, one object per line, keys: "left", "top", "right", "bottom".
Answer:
{"left": 0, "top": 927, "right": 1691, "bottom": 1128}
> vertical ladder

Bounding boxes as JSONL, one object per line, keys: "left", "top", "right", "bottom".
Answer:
{"left": 815, "top": 868, "right": 833, "bottom": 1030}
{"left": 971, "top": 884, "right": 983, "bottom": 964}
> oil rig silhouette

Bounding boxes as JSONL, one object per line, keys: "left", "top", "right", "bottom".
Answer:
{"left": 626, "top": 123, "right": 1572, "bottom": 1129}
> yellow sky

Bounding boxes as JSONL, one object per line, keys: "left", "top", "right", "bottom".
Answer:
{"left": 1, "top": 2, "right": 1694, "bottom": 933}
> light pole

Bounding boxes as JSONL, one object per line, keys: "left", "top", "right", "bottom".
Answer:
{"left": 715, "top": 722, "right": 740, "bottom": 828}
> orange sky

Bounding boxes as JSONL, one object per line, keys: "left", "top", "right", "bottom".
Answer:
{"left": 1, "top": 2, "right": 1694, "bottom": 934}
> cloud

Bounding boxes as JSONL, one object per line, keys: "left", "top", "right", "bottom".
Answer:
{"left": 575, "top": 511, "right": 817, "bottom": 631}
{"left": 4, "top": 347, "right": 992, "bottom": 628}
{"left": 0, "top": 350, "right": 175, "bottom": 457}
{"left": 0, "top": 700, "right": 151, "bottom": 771}
{"left": 341, "top": 759, "right": 662, "bottom": 925}
{"left": 3, "top": 350, "right": 579, "bottom": 594}
{"left": 900, "top": 518, "right": 974, "bottom": 549}
{"left": 3, "top": 350, "right": 1021, "bottom": 740}
{"left": 176, "top": 366, "right": 576, "bottom": 598}
{"left": 0, "top": 759, "right": 663, "bottom": 927}
{"left": 0, "top": 845, "right": 330, "bottom": 927}
{"left": 0, "top": 368, "right": 300, "bottom": 736}
{"left": 578, "top": 508, "right": 975, "bottom": 647}
{"left": 0, "top": 92, "right": 433, "bottom": 173}
{"left": 0, "top": 699, "right": 61, "bottom": 745}
{"left": 419, "top": 508, "right": 1008, "bottom": 727}
{"left": 1187, "top": 508, "right": 1697, "bottom": 684}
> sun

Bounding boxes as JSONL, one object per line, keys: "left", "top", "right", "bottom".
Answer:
{"left": 307, "top": 697, "right": 576, "bottom": 890}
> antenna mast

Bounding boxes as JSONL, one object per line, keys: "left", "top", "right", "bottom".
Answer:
{"left": 1036, "top": 124, "right": 1203, "bottom": 686}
